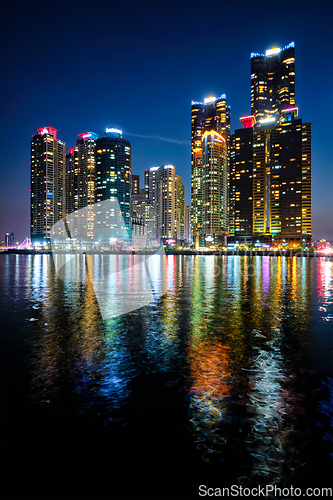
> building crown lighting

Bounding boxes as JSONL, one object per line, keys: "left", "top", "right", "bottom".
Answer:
{"left": 191, "top": 94, "right": 226, "bottom": 105}
{"left": 105, "top": 127, "right": 122, "bottom": 137}
{"left": 259, "top": 117, "right": 276, "bottom": 124}
{"left": 250, "top": 41, "right": 295, "bottom": 58}
{"left": 266, "top": 47, "right": 281, "bottom": 56}
{"left": 78, "top": 132, "right": 99, "bottom": 140}
{"left": 202, "top": 130, "right": 225, "bottom": 142}
{"left": 204, "top": 96, "right": 217, "bottom": 104}
{"left": 36, "top": 126, "right": 58, "bottom": 140}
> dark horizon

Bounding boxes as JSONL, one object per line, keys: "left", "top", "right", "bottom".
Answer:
{"left": 1, "top": 0, "right": 332, "bottom": 243}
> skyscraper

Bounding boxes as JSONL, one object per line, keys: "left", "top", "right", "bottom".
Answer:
{"left": 131, "top": 174, "right": 140, "bottom": 195}
{"left": 145, "top": 164, "right": 183, "bottom": 243}
{"left": 144, "top": 166, "right": 159, "bottom": 240}
{"left": 156, "top": 165, "right": 177, "bottom": 241}
{"left": 200, "top": 130, "right": 228, "bottom": 246}
{"left": 191, "top": 95, "right": 230, "bottom": 247}
{"left": 229, "top": 43, "right": 311, "bottom": 246}
{"left": 75, "top": 133, "right": 98, "bottom": 211}
{"left": 229, "top": 125, "right": 254, "bottom": 240}
{"left": 144, "top": 167, "right": 159, "bottom": 204}
{"left": 132, "top": 193, "right": 155, "bottom": 239}
{"left": 251, "top": 42, "right": 295, "bottom": 124}
{"left": 71, "top": 132, "right": 98, "bottom": 240}
{"left": 65, "top": 148, "right": 75, "bottom": 216}
{"left": 269, "top": 115, "right": 311, "bottom": 243}
{"left": 30, "top": 127, "right": 66, "bottom": 245}
{"left": 94, "top": 127, "right": 131, "bottom": 244}
{"left": 176, "top": 175, "right": 185, "bottom": 243}
{"left": 230, "top": 114, "right": 311, "bottom": 246}
{"left": 5, "top": 232, "right": 14, "bottom": 246}
{"left": 184, "top": 204, "right": 190, "bottom": 244}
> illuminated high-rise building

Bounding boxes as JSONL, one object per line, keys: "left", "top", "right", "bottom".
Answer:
{"left": 156, "top": 165, "right": 177, "bottom": 240}
{"left": 191, "top": 95, "right": 230, "bottom": 247}
{"left": 229, "top": 41, "right": 311, "bottom": 247}
{"left": 200, "top": 130, "right": 228, "bottom": 246}
{"left": 131, "top": 174, "right": 140, "bottom": 195}
{"left": 144, "top": 169, "right": 149, "bottom": 199}
{"left": 30, "top": 127, "right": 66, "bottom": 244}
{"left": 229, "top": 124, "right": 254, "bottom": 240}
{"left": 144, "top": 166, "right": 159, "bottom": 239}
{"left": 270, "top": 115, "right": 311, "bottom": 243}
{"left": 184, "top": 204, "right": 190, "bottom": 244}
{"left": 5, "top": 232, "right": 14, "bottom": 246}
{"left": 176, "top": 175, "right": 185, "bottom": 243}
{"left": 71, "top": 132, "right": 98, "bottom": 239}
{"left": 145, "top": 165, "right": 184, "bottom": 243}
{"left": 251, "top": 42, "right": 295, "bottom": 124}
{"left": 65, "top": 148, "right": 75, "bottom": 216}
{"left": 75, "top": 132, "right": 98, "bottom": 211}
{"left": 95, "top": 127, "right": 131, "bottom": 244}
{"left": 132, "top": 194, "right": 155, "bottom": 239}
{"left": 230, "top": 112, "right": 311, "bottom": 245}
{"left": 144, "top": 167, "right": 159, "bottom": 204}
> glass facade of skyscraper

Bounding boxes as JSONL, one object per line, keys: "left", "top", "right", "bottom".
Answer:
{"left": 94, "top": 128, "right": 131, "bottom": 244}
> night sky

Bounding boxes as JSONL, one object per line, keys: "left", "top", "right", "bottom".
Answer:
{"left": 1, "top": 0, "right": 332, "bottom": 243}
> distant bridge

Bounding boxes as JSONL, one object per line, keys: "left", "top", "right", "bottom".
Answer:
{"left": 1, "top": 237, "right": 31, "bottom": 251}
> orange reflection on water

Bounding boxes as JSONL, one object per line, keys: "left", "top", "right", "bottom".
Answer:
{"left": 188, "top": 340, "right": 232, "bottom": 425}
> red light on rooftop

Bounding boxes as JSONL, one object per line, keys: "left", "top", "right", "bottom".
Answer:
{"left": 240, "top": 116, "right": 256, "bottom": 128}
{"left": 67, "top": 148, "right": 75, "bottom": 155}
{"left": 36, "top": 126, "right": 58, "bottom": 139}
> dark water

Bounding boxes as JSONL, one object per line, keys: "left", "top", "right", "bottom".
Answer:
{"left": 0, "top": 254, "right": 332, "bottom": 499}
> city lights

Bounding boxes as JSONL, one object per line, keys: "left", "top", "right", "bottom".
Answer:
{"left": 1, "top": 3, "right": 332, "bottom": 499}
{"left": 25, "top": 42, "right": 318, "bottom": 253}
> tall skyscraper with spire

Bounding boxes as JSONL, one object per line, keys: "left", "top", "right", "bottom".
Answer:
{"left": 191, "top": 95, "right": 230, "bottom": 247}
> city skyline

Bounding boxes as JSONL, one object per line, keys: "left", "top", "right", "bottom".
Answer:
{"left": 1, "top": 0, "right": 332, "bottom": 242}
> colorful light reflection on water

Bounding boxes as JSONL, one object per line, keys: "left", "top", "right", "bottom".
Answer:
{"left": 0, "top": 254, "right": 332, "bottom": 496}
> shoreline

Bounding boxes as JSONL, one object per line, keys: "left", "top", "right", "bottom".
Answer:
{"left": 0, "top": 249, "right": 331, "bottom": 258}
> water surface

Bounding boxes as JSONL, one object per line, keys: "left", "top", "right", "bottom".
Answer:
{"left": 1, "top": 254, "right": 332, "bottom": 499}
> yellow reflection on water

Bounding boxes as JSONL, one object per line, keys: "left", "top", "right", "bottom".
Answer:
{"left": 29, "top": 254, "right": 104, "bottom": 407}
